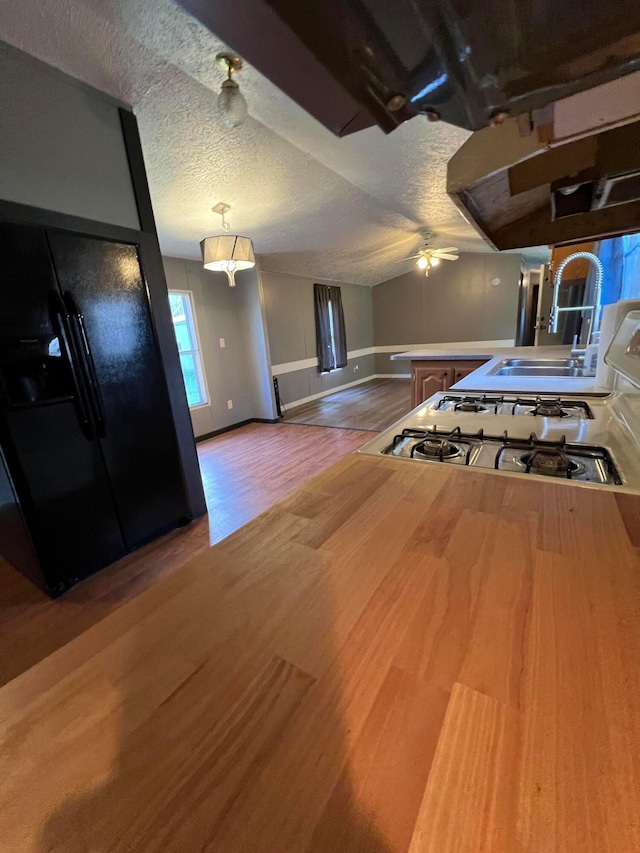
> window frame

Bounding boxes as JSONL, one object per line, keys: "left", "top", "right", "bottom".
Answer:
{"left": 168, "top": 289, "right": 210, "bottom": 410}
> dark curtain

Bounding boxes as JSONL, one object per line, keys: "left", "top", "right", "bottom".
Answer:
{"left": 314, "top": 283, "right": 348, "bottom": 371}
{"left": 329, "top": 285, "right": 348, "bottom": 369}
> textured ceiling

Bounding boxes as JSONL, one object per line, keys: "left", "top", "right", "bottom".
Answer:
{"left": 0, "top": 0, "right": 550, "bottom": 285}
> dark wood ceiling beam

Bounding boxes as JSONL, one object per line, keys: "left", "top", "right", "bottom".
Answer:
{"left": 492, "top": 199, "right": 640, "bottom": 249}
{"left": 175, "top": 0, "right": 379, "bottom": 136}
{"left": 508, "top": 137, "right": 598, "bottom": 197}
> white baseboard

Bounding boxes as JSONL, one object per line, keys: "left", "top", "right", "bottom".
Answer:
{"left": 272, "top": 340, "right": 514, "bottom": 375}
{"left": 374, "top": 339, "right": 514, "bottom": 354}
{"left": 283, "top": 373, "right": 409, "bottom": 411}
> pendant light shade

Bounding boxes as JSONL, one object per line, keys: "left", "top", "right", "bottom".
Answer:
{"left": 200, "top": 235, "right": 255, "bottom": 287}
{"left": 216, "top": 53, "right": 248, "bottom": 129}
{"left": 218, "top": 79, "right": 248, "bottom": 128}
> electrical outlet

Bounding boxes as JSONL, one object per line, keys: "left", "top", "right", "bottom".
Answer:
{"left": 227, "top": 399, "right": 233, "bottom": 409}
{"left": 219, "top": 338, "right": 225, "bottom": 348}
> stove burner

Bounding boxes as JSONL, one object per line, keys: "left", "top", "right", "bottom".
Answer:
{"left": 457, "top": 399, "right": 487, "bottom": 413}
{"left": 414, "top": 438, "right": 461, "bottom": 459}
{"left": 518, "top": 450, "right": 584, "bottom": 477}
{"left": 529, "top": 399, "right": 568, "bottom": 418}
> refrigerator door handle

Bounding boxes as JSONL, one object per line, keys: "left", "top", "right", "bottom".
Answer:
{"left": 48, "top": 291, "right": 96, "bottom": 440}
{"left": 64, "top": 293, "right": 108, "bottom": 438}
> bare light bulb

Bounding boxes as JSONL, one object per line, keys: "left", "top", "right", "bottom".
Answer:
{"left": 218, "top": 79, "right": 248, "bottom": 128}
{"left": 417, "top": 256, "right": 428, "bottom": 269}
{"left": 431, "top": 257, "right": 440, "bottom": 266}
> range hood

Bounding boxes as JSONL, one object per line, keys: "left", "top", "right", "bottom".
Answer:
{"left": 447, "top": 73, "right": 640, "bottom": 249}
{"left": 177, "top": 0, "right": 640, "bottom": 136}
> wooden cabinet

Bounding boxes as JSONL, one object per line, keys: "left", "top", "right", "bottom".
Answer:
{"left": 413, "top": 366, "right": 452, "bottom": 408}
{"left": 550, "top": 242, "right": 595, "bottom": 282}
{"left": 453, "top": 365, "right": 484, "bottom": 384}
{"left": 411, "top": 359, "right": 490, "bottom": 407}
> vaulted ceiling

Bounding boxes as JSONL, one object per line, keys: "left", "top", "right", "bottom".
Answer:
{"left": 0, "top": 0, "right": 549, "bottom": 285}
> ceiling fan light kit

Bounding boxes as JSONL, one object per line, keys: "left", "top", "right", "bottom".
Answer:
{"left": 406, "top": 235, "right": 459, "bottom": 276}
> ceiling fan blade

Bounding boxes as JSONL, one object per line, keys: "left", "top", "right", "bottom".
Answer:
{"left": 436, "top": 253, "right": 459, "bottom": 261}
{"left": 403, "top": 254, "right": 422, "bottom": 260}
{"left": 433, "top": 247, "right": 458, "bottom": 254}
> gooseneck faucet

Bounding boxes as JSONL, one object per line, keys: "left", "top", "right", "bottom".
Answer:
{"left": 549, "top": 251, "right": 604, "bottom": 352}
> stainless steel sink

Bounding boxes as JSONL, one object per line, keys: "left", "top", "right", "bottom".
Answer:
{"left": 493, "top": 366, "right": 585, "bottom": 377}
{"left": 489, "top": 357, "right": 585, "bottom": 378}
{"left": 498, "top": 358, "right": 584, "bottom": 368}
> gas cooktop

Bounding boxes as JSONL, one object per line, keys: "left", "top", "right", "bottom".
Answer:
{"left": 358, "top": 386, "right": 640, "bottom": 490}
{"left": 384, "top": 426, "right": 621, "bottom": 486}
{"left": 429, "top": 394, "right": 594, "bottom": 419}
{"left": 360, "top": 318, "right": 640, "bottom": 492}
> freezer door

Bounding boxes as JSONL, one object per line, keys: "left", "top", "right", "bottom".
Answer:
{"left": 1, "top": 403, "right": 127, "bottom": 592}
{"left": 46, "top": 230, "right": 190, "bottom": 547}
{"left": 0, "top": 221, "right": 126, "bottom": 592}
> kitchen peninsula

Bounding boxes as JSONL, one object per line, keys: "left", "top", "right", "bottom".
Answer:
{"left": 392, "top": 345, "right": 610, "bottom": 405}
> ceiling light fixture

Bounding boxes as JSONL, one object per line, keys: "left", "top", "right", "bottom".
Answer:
{"left": 216, "top": 53, "right": 248, "bottom": 128}
{"left": 404, "top": 233, "right": 459, "bottom": 276}
{"left": 201, "top": 203, "right": 255, "bottom": 287}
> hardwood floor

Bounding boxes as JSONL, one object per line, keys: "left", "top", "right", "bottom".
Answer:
{"left": 283, "top": 377, "right": 412, "bottom": 431}
{"left": 0, "top": 423, "right": 371, "bottom": 687}
{"left": 2, "top": 456, "right": 639, "bottom": 851}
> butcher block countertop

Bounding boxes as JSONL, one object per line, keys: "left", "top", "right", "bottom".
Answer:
{"left": 2, "top": 455, "right": 640, "bottom": 851}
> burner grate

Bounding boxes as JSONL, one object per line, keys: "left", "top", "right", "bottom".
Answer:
{"left": 433, "top": 394, "right": 594, "bottom": 418}
{"left": 384, "top": 427, "right": 621, "bottom": 485}
{"left": 493, "top": 432, "right": 619, "bottom": 482}
{"left": 437, "top": 395, "right": 504, "bottom": 415}
{"left": 511, "top": 397, "right": 594, "bottom": 419}
{"left": 389, "top": 426, "right": 485, "bottom": 466}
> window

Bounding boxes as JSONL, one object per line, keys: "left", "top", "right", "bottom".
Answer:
{"left": 591, "top": 233, "right": 640, "bottom": 305}
{"left": 313, "top": 283, "right": 347, "bottom": 372}
{"left": 168, "top": 291, "right": 208, "bottom": 407}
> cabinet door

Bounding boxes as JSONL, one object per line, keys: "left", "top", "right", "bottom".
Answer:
{"left": 454, "top": 366, "right": 478, "bottom": 383}
{"left": 453, "top": 360, "right": 490, "bottom": 386}
{"left": 412, "top": 366, "right": 451, "bottom": 407}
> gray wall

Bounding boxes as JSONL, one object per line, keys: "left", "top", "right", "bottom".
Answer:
{"left": 0, "top": 43, "right": 206, "bottom": 517}
{"left": 162, "top": 258, "right": 277, "bottom": 438}
{"left": 235, "top": 268, "right": 278, "bottom": 422}
{"left": 373, "top": 253, "right": 523, "bottom": 374}
{"left": 261, "top": 270, "right": 374, "bottom": 408}
{"left": 0, "top": 41, "right": 139, "bottom": 228}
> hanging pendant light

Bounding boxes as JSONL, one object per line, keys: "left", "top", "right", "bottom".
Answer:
{"left": 200, "top": 203, "right": 255, "bottom": 287}
{"left": 216, "top": 53, "right": 248, "bottom": 128}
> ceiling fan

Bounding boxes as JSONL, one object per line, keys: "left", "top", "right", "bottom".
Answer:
{"left": 404, "top": 234, "right": 459, "bottom": 276}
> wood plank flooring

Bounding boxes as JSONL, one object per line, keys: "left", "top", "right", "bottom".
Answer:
{"left": 0, "top": 423, "right": 371, "bottom": 687}
{"left": 283, "top": 377, "right": 411, "bottom": 431}
{"left": 1, "top": 455, "right": 639, "bottom": 851}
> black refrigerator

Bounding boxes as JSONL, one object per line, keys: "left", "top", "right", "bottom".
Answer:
{"left": 0, "top": 220, "right": 192, "bottom": 596}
